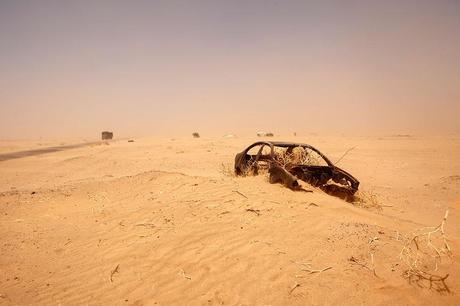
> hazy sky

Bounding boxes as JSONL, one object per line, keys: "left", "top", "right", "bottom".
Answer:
{"left": 1, "top": 0, "right": 459, "bottom": 138}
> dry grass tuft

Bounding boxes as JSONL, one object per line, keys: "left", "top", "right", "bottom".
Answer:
{"left": 273, "top": 146, "right": 323, "bottom": 169}
{"left": 222, "top": 160, "right": 264, "bottom": 177}
{"left": 353, "top": 190, "right": 382, "bottom": 210}
{"left": 220, "top": 163, "right": 236, "bottom": 177}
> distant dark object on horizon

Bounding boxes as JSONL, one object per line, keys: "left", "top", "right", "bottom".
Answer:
{"left": 101, "top": 131, "right": 113, "bottom": 140}
{"left": 257, "top": 131, "right": 274, "bottom": 137}
{"left": 128, "top": 139, "right": 134, "bottom": 142}
{"left": 394, "top": 134, "right": 413, "bottom": 138}
{"left": 192, "top": 132, "right": 200, "bottom": 138}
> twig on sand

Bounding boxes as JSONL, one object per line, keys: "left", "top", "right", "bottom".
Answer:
{"left": 292, "top": 260, "right": 332, "bottom": 276}
{"left": 300, "top": 266, "right": 332, "bottom": 274}
{"left": 246, "top": 208, "right": 261, "bottom": 216}
{"left": 368, "top": 237, "right": 379, "bottom": 245}
{"left": 349, "top": 255, "right": 379, "bottom": 278}
{"left": 135, "top": 223, "right": 156, "bottom": 228}
{"left": 110, "top": 264, "right": 119, "bottom": 283}
{"left": 232, "top": 190, "right": 248, "bottom": 198}
{"left": 349, "top": 256, "right": 371, "bottom": 270}
{"left": 179, "top": 269, "right": 192, "bottom": 280}
{"left": 289, "top": 283, "right": 301, "bottom": 294}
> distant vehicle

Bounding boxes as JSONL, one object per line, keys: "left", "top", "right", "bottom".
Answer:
{"left": 234, "top": 141, "right": 359, "bottom": 201}
{"left": 101, "top": 131, "right": 113, "bottom": 140}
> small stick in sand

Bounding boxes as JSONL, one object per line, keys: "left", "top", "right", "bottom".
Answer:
{"left": 246, "top": 208, "right": 261, "bottom": 216}
{"left": 232, "top": 190, "right": 248, "bottom": 198}
{"left": 300, "top": 266, "right": 332, "bottom": 274}
{"left": 179, "top": 269, "right": 192, "bottom": 280}
{"left": 289, "top": 283, "right": 301, "bottom": 294}
{"left": 135, "top": 223, "right": 156, "bottom": 228}
{"left": 349, "top": 256, "right": 379, "bottom": 278}
{"left": 110, "top": 264, "right": 119, "bottom": 283}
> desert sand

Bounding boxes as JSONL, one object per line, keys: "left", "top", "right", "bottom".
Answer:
{"left": 0, "top": 135, "right": 459, "bottom": 305}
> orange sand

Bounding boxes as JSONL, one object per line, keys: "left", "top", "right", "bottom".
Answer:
{"left": 0, "top": 135, "right": 459, "bottom": 305}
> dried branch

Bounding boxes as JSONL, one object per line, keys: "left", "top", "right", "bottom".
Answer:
{"left": 246, "top": 208, "right": 261, "bottom": 216}
{"left": 289, "top": 283, "right": 301, "bottom": 294}
{"left": 300, "top": 266, "right": 332, "bottom": 274}
{"left": 399, "top": 210, "right": 452, "bottom": 292}
{"left": 232, "top": 190, "right": 248, "bottom": 199}
{"left": 335, "top": 147, "right": 356, "bottom": 165}
{"left": 110, "top": 264, "right": 119, "bottom": 283}
{"left": 179, "top": 269, "right": 192, "bottom": 280}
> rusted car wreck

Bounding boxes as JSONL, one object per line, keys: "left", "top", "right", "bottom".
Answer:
{"left": 234, "top": 141, "right": 359, "bottom": 201}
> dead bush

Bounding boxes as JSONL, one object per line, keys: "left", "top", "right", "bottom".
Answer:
{"left": 353, "top": 190, "right": 382, "bottom": 210}
{"left": 399, "top": 210, "right": 453, "bottom": 293}
{"left": 273, "top": 146, "right": 322, "bottom": 170}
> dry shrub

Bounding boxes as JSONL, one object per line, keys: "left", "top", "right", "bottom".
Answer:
{"left": 399, "top": 210, "right": 452, "bottom": 293}
{"left": 353, "top": 190, "right": 382, "bottom": 210}
{"left": 273, "top": 147, "right": 293, "bottom": 168}
{"left": 220, "top": 163, "right": 236, "bottom": 177}
{"left": 273, "top": 146, "right": 323, "bottom": 169}
{"left": 243, "top": 155, "right": 270, "bottom": 176}
{"left": 223, "top": 159, "right": 265, "bottom": 177}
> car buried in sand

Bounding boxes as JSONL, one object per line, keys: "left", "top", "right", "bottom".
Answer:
{"left": 234, "top": 141, "right": 359, "bottom": 201}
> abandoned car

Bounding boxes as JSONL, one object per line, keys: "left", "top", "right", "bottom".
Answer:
{"left": 234, "top": 141, "right": 359, "bottom": 200}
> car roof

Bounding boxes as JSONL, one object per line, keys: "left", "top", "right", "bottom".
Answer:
{"left": 260, "top": 141, "right": 317, "bottom": 147}
{"left": 244, "top": 141, "right": 334, "bottom": 165}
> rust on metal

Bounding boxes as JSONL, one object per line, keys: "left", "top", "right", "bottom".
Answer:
{"left": 234, "top": 141, "right": 359, "bottom": 201}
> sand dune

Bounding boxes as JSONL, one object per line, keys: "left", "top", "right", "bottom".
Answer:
{"left": 0, "top": 136, "right": 459, "bottom": 305}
